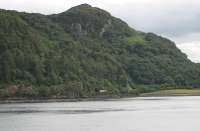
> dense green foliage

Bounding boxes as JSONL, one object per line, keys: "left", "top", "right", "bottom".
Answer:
{"left": 0, "top": 4, "right": 200, "bottom": 98}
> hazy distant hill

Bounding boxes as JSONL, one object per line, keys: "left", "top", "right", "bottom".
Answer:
{"left": 0, "top": 4, "right": 199, "bottom": 98}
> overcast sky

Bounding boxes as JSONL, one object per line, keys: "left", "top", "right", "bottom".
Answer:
{"left": 1, "top": 0, "right": 200, "bottom": 63}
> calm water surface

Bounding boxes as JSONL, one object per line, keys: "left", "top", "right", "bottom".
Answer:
{"left": 0, "top": 96, "right": 200, "bottom": 131}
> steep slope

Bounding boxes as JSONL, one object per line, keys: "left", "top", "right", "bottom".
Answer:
{"left": 50, "top": 4, "right": 133, "bottom": 39}
{"left": 0, "top": 4, "right": 200, "bottom": 98}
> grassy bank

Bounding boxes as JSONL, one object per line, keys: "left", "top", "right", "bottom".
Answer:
{"left": 140, "top": 89, "right": 200, "bottom": 97}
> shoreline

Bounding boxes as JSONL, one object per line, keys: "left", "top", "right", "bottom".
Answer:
{"left": 0, "top": 96, "right": 125, "bottom": 104}
{"left": 1, "top": 89, "right": 200, "bottom": 104}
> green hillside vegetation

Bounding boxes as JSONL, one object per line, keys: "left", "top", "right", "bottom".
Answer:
{"left": 127, "top": 32, "right": 145, "bottom": 45}
{"left": 0, "top": 4, "right": 200, "bottom": 99}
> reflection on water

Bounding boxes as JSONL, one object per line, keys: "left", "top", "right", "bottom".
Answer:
{"left": 1, "top": 96, "right": 200, "bottom": 131}
{"left": 0, "top": 109, "right": 129, "bottom": 114}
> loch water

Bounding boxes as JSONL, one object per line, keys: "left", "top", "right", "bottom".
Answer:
{"left": 0, "top": 96, "right": 200, "bottom": 131}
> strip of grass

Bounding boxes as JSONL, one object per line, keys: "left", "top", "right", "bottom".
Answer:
{"left": 140, "top": 89, "right": 200, "bottom": 97}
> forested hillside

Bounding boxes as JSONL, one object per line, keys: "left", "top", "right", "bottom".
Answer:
{"left": 0, "top": 4, "right": 200, "bottom": 98}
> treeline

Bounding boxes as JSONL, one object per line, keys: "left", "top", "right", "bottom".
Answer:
{"left": 0, "top": 82, "right": 194, "bottom": 99}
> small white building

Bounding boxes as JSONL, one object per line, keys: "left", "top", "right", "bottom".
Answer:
{"left": 99, "top": 90, "right": 107, "bottom": 93}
